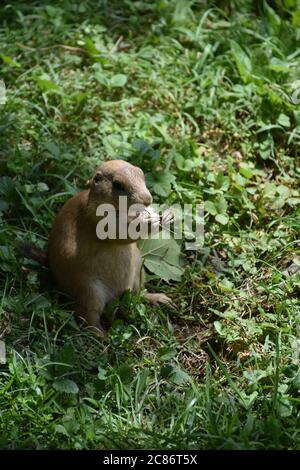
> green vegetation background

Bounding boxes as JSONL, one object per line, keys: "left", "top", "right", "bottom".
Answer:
{"left": 0, "top": 0, "right": 299, "bottom": 449}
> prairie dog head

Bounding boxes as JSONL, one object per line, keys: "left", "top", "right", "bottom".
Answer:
{"left": 88, "top": 160, "right": 173, "bottom": 240}
{"left": 90, "top": 160, "right": 152, "bottom": 209}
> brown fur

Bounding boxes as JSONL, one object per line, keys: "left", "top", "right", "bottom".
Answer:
{"left": 48, "top": 160, "right": 172, "bottom": 333}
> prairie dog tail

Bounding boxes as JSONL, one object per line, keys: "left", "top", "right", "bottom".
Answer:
{"left": 17, "top": 241, "right": 48, "bottom": 266}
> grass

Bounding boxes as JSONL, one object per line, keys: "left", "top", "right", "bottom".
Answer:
{"left": 0, "top": 0, "right": 299, "bottom": 450}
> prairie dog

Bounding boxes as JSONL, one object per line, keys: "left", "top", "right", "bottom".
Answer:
{"left": 48, "top": 160, "right": 172, "bottom": 333}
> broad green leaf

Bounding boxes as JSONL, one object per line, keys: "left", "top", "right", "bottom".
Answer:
{"left": 103, "top": 134, "right": 124, "bottom": 156}
{"left": 146, "top": 173, "right": 175, "bottom": 197}
{"left": 205, "top": 200, "right": 217, "bottom": 215}
{"left": 239, "top": 167, "right": 254, "bottom": 179}
{"left": 277, "top": 185, "right": 290, "bottom": 198}
{"left": 44, "top": 142, "right": 60, "bottom": 158}
{"left": 36, "top": 78, "right": 61, "bottom": 93}
{"left": 215, "top": 196, "right": 227, "bottom": 214}
{"left": 37, "top": 183, "right": 49, "bottom": 192}
{"left": 157, "top": 347, "right": 177, "bottom": 361}
{"left": 264, "top": 182, "right": 276, "bottom": 197}
{"left": 139, "top": 238, "right": 183, "bottom": 282}
{"left": 230, "top": 40, "right": 252, "bottom": 83}
{"left": 269, "top": 58, "right": 292, "bottom": 72}
{"left": 238, "top": 391, "right": 258, "bottom": 409}
{"left": 292, "top": 371, "right": 300, "bottom": 391}
{"left": 170, "top": 366, "right": 190, "bottom": 385}
{"left": 94, "top": 71, "right": 109, "bottom": 86}
{"left": 51, "top": 344, "right": 77, "bottom": 375}
{"left": 277, "top": 113, "right": 291, "bottom": 128}
{"left": 211, "top": 309, "right": 238, "bottom": 319}
{"left": 215, "top": 172, "right": 230, "bottom": 190}
{"left": 172, "top": 0, "right": 194, "bottom": 24}
{"left": 214, "top": 320, "right": 223, "bottom": 335}
{"left": 117, "top": 364, "right": 133, "bottom": 383}
{"left": 98, "top": 368, "right": 108, "bottom": 381}
{"left": 277, "top": 397, "right": 293, "bottom": 417}
{"left": 53, "top": 378, "right": 79, "bottom": 394}
{"left": 110, "top": 74, "right": 127, "bottom": 87}
{"left": 215, "top": 213, "right": 229, "bottom": 225}
{"left": 54, "top": 425, "right": 69, "bottom": 436}
{"left": 0, "top": 176, "right": 16, "bottom": 200}
{"left": 292, "top": 10, "right": 300, "bottom": 27}
{"left": 84, "top": 36, "right": 100, "bottom": 55}
{"left": 235, "top": 173, "right": 246, "bottom": 187}
{"left": 160, "top": 364, "right": 173, "bottom": 379}
{"left": 219, "top": 279, "right": 234, "bottom": 292}
{"left": 140, "top": 238, "right": 181, "bottom": 266}
{"left": 144, "top": 258, "right": 183, "bottom": 281}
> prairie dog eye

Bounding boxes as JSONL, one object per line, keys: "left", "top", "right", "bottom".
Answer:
{"left": 113, "top": 180, "right": 126, "bottom": 191}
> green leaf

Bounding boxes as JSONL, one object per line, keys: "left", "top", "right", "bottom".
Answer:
{"left": 160, "top": 364, "right": 173, "bottom": 379}
{"left": 235, "top": 173, "right": 246, "bottom": 187}
{"left": 211, "top": 309, "right": 238, "bottom": 319}
{"left": 37, "top": 183, "right": 49, "bottom": 192}
{"left": 0, "top": 176, "right": 16, "bottom": 200}
{"left": 264, "top": 182, "right": 276, "bottom": 197}
{"left": 292, "top": 371, "right": 300, "bottom": 391}
{"left": 139, "top": 238, "right": 183, "bottom": 282}
{"left": 205, "top": 200, "right": 217, "bottom": 215}
{"left": 43, "top": 142, "right": 60, "bottom": 158}
{"left": 230, "top": 40, "right": 252, "bottom": 83}
{"left": 53, "top": 378, "right": 79, "bottom": 394}
{"left": 238, "top": 391, "right": 258, "bottom": 409}
{"left": 214, "top": 320, "right": 223, "bottom": 335}
{"left": 0, "top": 54, "right": 21, "bottom": 68}
{"left": 264, "top": 1, "right": 281, "bottom": 34}
{"left": 50, "top": 344, "right": 77, "bottom": 376}
{"left": 84, "top": 36, "right": 100, "bottom": 55}
{"left": 157, "top": 347, "right": 177, "bottom": 361}
{"left": 277, "top": 397, "right": 293, "bottom": 417}
{"left": 0, "top": 200, "right": 9, "bottom": 213}
{"left": 102, "top": 134, "right": 126, "bottom": 157}
{"left": 170, "top": 366, "right": 190, "bottom": 385}
{"left": 110, "top": 74, "right": 128, "bottom": 88}
{"left": 239, "top": 167, "right": 254, "bottom": 179}
{"left": 215, "top": 213, "right": 229, "bottom": 225}
{"left": 117, "top": 364, "right": 133, "bottom": 384}
{"left": 54, "top": 424, "right": 69, "bottom": 436}
{"left": 135, "top": 369, "right": 150, "bottom": 399}
{"left": 36, "top": 78, "right": 61, "bottom": 93}
{"left": 94, "top": 71, "right": 109, "bottom": 86}
{"left": 144, "top": 258, "right": 183, "bottom": 282}
{"left": 277, "top": 185, "right": 290, "bottom": 198}
{"left": 98, "top": 368, "right": 108, "bottom": 381}
{"left": 146, "top": 173, "right": 175, "bottom": 197}
{"left": 215, "top": 172, "right": 230, "bottom": 190}
{"left": 215, "top": 196, "right": 227, "bottom": 214}
{"left": 269, "top": 58, "right": 291, "bottom": 73}
{"left": 277, "top": 113, "right": 291, "bottom": 128}
{"left": 219, "top": 279, "right": 234, "bottom": 292}
{"left": 292, "top": 10, "right": 300, "bottom": 27}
